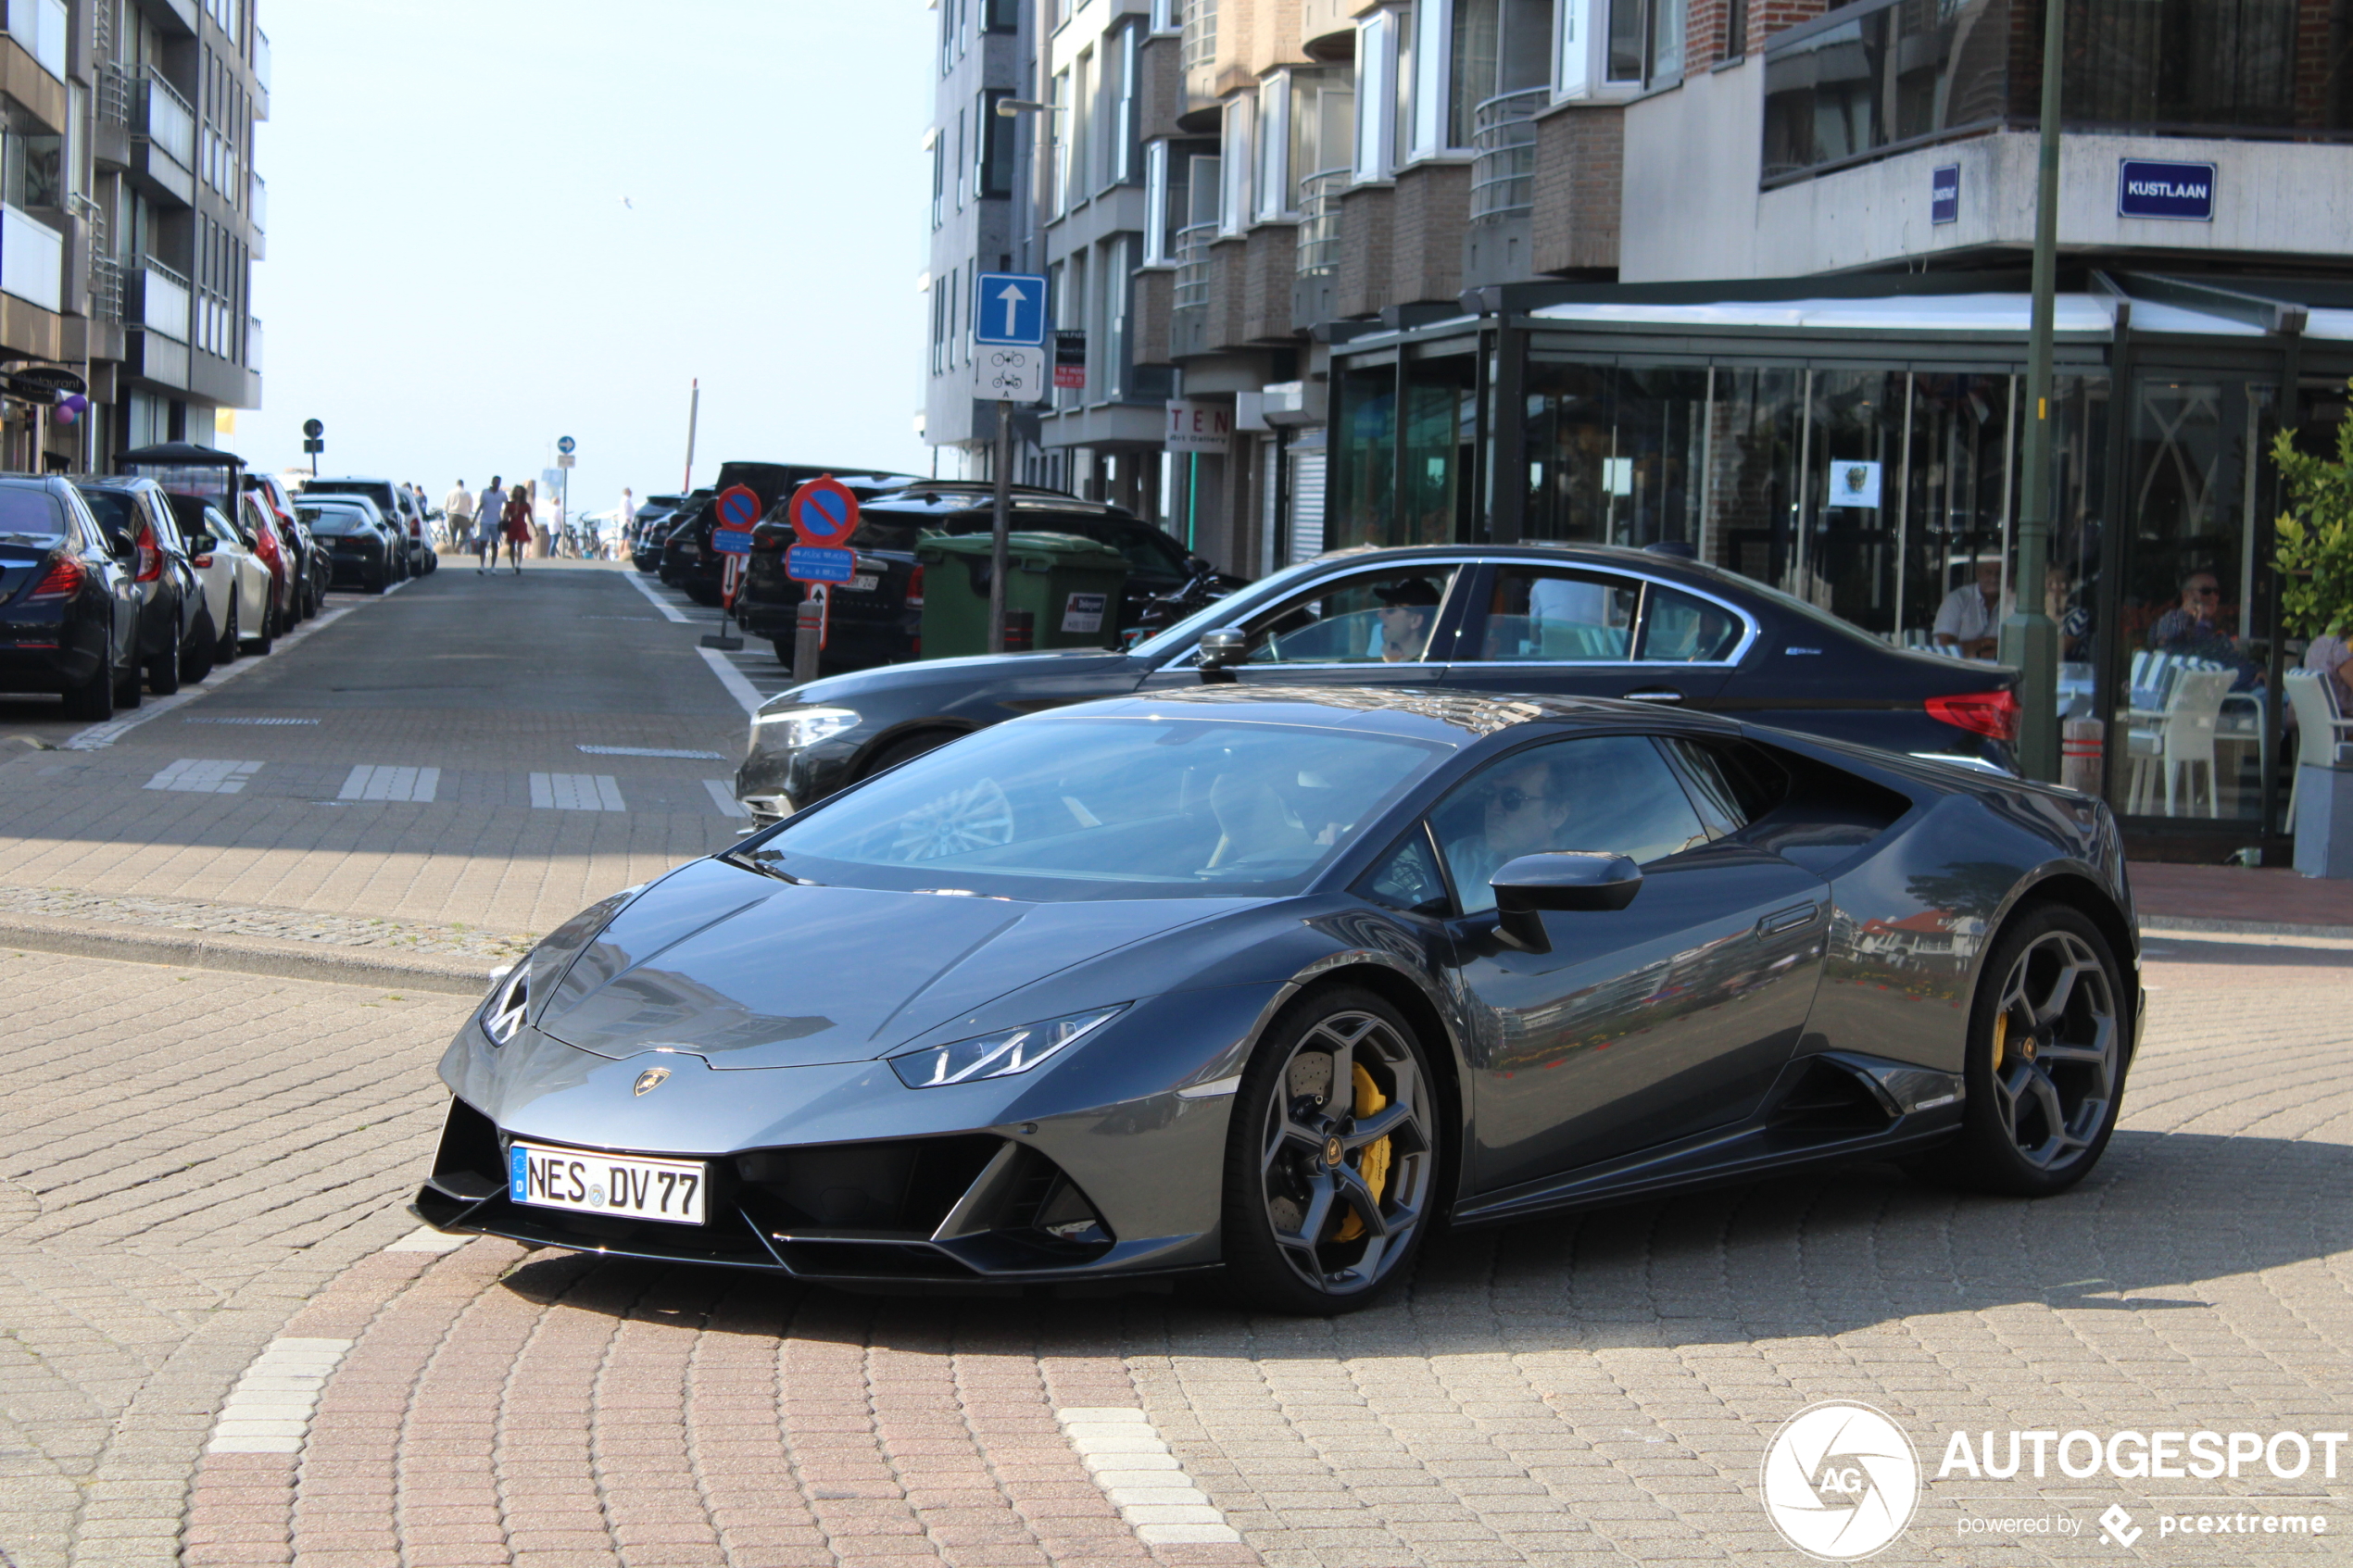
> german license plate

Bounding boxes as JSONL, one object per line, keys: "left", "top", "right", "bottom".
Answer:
{"left": 509, "top": 1141, "right": 707, "bottom": 1224}
{"left": 844, "top": 573, "right": 879, "bottom": 592}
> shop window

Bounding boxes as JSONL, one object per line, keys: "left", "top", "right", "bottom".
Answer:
{"left": 1329, "top": 361, "right": 1399, "bottom": 552}
{"left": 1403, "top": 356, "right": 1478, "bottom": 546}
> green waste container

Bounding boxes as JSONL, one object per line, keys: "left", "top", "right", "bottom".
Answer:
{"left": 916, "top": 531, "right": 1131, "bottom": 659}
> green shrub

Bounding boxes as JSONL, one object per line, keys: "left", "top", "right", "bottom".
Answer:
{"left": 2272, "top": 387, "right": 2353, "bottom": 639}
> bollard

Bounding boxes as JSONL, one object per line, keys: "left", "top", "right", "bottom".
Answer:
{"left": 2060, "top": 718, "right": 2103, "bottom": 797}
{"left": 793, "top": 598, "right": 823, "bottom": 685}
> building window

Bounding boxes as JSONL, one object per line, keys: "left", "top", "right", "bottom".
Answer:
{"left": 1181, "top": 0, "right": 1217, "bottom": 69}
{"left": 1255, "top": 73, "right": 1291, "bottom": 221}
{"left": 1355, "top": 10, "right": 1396, "bottom": 181}
{"left": 984, "top": 0, "right": 1019, "bottom": 32}
{"left": 1051, "top": 68, "right": 1072, "bottom": 216}
{"left": 928, "top": 130, "right": 944, "bottom": 229}
{"left": 1220, "top": 95, "right": 1253, "bottom": 233}
{"left": 977, "top": 88, "right": 1015, "bottom": 197}
{"left": 1292, "top": 69, "right": 1354, "bottom": 203}
{"left": 1112, "top": 23, "right": 1141, "bottom": 184}
{"left": 1722, "top": 0, "right": 1745, "bottom": 61}
{"left": 1410, "top": 0, "right": 1446, "bottom": 157}
{"left": 1074, "top": 48, "right": 1096, "bottom": 197}
{"left": 1558, "top": 0, "right": 1591, "bottom": 95}
{"left": 955, "top": 107, "right": 967, "bottom": 208}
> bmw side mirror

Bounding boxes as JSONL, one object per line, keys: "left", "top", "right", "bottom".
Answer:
{"left": 1491, "top": 852, "right": 1642, "bottom": 952}
{"left": 1197, "top": 626, "right": 1247, "bottom": 684}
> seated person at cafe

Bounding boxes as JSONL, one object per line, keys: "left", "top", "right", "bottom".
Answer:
{"left": 2147, "top": 569, "right": 2261, "bottom": 692}
{"left": 1932, "top": 558, "right": 2008, "bottom": 659}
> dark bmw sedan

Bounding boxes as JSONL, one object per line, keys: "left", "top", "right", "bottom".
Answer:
{"left": 419, "top": 685, "right": 2137, "bottom": 1311}
{"left": 298, "top": 499, "right": 399, "bottom": 592}
{"left": 734, "top": 543, "right": 2022, "bottom": 823}
{"left": 0, "top": 475, "right": 142, "bottom": 719}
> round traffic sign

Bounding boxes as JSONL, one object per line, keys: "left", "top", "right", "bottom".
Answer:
{"left": 302, "top": 418, "right": 324, "bottom": 439}
{"left": 786, "top": 476, "right": 860, "bottom": 549}
{"left": 715, "top": 484, "right": 762, "bottom": 531}
{"left": 558, "top": 435, "right": 577, "bottom": 455}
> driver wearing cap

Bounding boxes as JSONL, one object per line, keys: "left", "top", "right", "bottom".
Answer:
{"left": 1373, "top": 577, "right": 1442, "bottom": 662}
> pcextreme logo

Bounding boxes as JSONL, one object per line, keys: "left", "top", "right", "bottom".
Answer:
{"left": 1760, "top": 1401, "right": 1922, "bottom": 1561}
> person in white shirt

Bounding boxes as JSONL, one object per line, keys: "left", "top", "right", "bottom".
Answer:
{"left": 1932, "top": 558, "right": 2010, "bottom": 659}
{"left": 474, "top": 477, "right": 506, "bottom": 574}
{"left": 442, "top": 480, "right": 474, "bottom": 553}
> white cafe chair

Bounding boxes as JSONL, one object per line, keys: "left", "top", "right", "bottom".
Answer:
{"left": 2125, "top": 669, "right": 2234, "bottom": 817}
{"left": 2285, "top": 669, "right": 2353, "bottom": 833}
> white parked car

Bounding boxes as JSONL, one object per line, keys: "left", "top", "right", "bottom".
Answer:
{"left": 163, "top": 493, "right": 275, "bottom": 660}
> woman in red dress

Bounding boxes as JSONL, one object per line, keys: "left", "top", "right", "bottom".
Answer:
{"left": 500, "top": 485, "right": 534, "bottom": 575}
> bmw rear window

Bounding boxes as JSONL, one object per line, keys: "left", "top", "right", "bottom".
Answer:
{"left": 0, "top": 485, "right": 66, "bottom": 542}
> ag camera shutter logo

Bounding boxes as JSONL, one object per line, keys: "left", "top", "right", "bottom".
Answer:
{"left": 1761, "top": 1401, "right": 1920, "bottom": 1560}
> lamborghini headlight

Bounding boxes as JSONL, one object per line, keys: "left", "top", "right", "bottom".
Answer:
{"left": 888, "top": 1007, "right": 1126, "bottom": 1089}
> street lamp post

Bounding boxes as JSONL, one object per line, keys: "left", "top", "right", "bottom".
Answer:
{"left": 1998, "top": 0, "right": 2067, "bottom": 782}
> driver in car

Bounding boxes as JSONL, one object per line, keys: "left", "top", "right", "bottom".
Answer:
{"left": 1438, "top": 755, "right": 1572, "bottom": 913}
{"left": 1373, "top": 577, "right": 1443, "bottom": 661}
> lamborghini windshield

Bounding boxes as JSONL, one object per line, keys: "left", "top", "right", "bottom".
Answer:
{"left": 746, "top": 714, "right": 1448, "bottom": 900}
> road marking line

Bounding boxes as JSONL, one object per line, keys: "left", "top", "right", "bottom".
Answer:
{"left": 1057, "top": 1406, "right": 1240, "bottom": 1544}
{"left": 384, "top": 1226, "right": 469, "bottom": 1253}
{"left": 697, "top": 646, "right": 766, "bottom": 718}
{"left": 578, "top": 745, "right": 726, "bottom": 759}
{"left": 338, "top": 765, "right": 440, "bottom": 803}
{"left": 145, "top": 759, "right": 262, "bottom": 794}
{"left": 184, "top": 717, "right": 320, "bottom": 726}
{"left": 529, "top": 771, "right": 626, "bottom": 810}
{"left": 623, "top": 570, "right": 690, "bottom": 623}
{"left": 65, "top": 605, "right": 355, "bottom": 749}
{"left": 205, "top": 1336, "right": 352, "bottom": 1455}
{"left": 704, "top": 779, "right": 749, "bottom": 819}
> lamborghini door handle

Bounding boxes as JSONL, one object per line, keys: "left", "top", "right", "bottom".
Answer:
{"left": 1622, "top": 688, "right": 1683, "bottom": 704}
{"left": 1756, "top": 903, "right": 1819, "bottom": 937}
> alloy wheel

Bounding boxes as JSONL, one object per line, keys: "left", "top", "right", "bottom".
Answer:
{"left": 1987, "top": 929, "right": 2119, "bottom": 1172}
{"left": 1259, "top": 1009, "right": 1432, "bottom": 1296}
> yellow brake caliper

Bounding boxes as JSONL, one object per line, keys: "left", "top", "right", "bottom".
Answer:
{"left": 1992, "top": 1010, "right": 2009, "bottom": 1073}
{"left": 1333, "top": 1062, "right": 1392, "bottom": 1243}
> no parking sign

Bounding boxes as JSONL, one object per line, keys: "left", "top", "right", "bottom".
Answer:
{"left": 787, "top": 476, "right": 860, "bottom": 548}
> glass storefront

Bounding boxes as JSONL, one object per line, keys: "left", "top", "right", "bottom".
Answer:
{"left": 1327, "top": 294, "right": 2333, "bottom": 844}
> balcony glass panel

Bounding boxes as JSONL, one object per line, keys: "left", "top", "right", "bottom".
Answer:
{"left": 1295, "top": 168, "right": 1348, "bottom": 278}
{"left": 143, "top": 73, "right": 197, "bottom": 170}
{"left": 249, "top": 171, "right": 266, "bottom": 231}
{"left": 142, "top": 259, "right": 190, "bottom": 342}
{"left": 6, "top": 0, "right": 68, "bottom": 81}
{"left": 0, "top": 203, "right": 60, "bottom": 311}
{"left": 254, "top": 29, "right": 271, "bottom": 93}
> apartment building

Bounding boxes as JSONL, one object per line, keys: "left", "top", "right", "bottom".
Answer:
{"left": 1101, "top": 0, "right": 2353, "bottom": 857}
{"left": 920, "top": 0, "right": 1040, "bottom": 474}
{"left": 0, "top": 0, "right": 264, "bottom": 471}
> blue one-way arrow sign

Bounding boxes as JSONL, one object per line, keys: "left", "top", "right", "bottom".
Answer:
{"left": 974, "top": 271, "right": 1048, "bottom": 347}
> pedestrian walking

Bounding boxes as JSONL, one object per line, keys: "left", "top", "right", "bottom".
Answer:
{"left": 475, "top": 476, "right": 507, "bottom": 573}
{"left": 442, "top": 478, "right": 474, "bottom": 557}
{"left": 501, "top": 483, "right": 534, "bottom": 574}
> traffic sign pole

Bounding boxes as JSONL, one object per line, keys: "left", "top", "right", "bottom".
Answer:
{"left": 990, "top": 402, "right": 1012, "bottom": 656}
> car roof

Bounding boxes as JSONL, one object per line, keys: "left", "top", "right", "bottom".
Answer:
{"left": 859, "top": 489, "right": 1136, "bottom": 520}
{"left": 1056, "top": 684, "right": 1743, "bottom": 745}
{"left": 307, "top": 476, "right": 395, "bottom": 484}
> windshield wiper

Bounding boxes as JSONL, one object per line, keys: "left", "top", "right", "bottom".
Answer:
{"left": 722, "top": 847, "right": 817, "bottom": 884}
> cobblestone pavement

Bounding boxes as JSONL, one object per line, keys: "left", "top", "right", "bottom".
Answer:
{"left": 145, "top": 933, "right": 2353, "bottom": 1568}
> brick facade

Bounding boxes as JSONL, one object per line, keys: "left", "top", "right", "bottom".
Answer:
{"left": 1529, "top": 102, "right": 1626, "bottom": 276}
{"left": 1136, "top": 33, "right": 1186, "bottom": 141}
{"left": 1207, "top": 234, "right": 1252, "bottom": 348}
{"left": 1241, "top": 223, "right": 1299, "bottom": 343}
{"left": 1133, "top": 267, "right": 1176, "bottom": 367}
{"left": 1335, "top": 184, "right": 1394, "bottom": 319}
{"left": 1389, "top": 161, "right": 1472, "bottom": 307}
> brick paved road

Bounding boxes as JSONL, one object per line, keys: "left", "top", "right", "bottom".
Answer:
{"left": 3, "top": 559, "right": 2350, "bottom": 1568}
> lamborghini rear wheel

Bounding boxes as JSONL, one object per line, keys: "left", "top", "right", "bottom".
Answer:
{"left": 1220, "top": 987, "right": 1437, "bottom": 1313}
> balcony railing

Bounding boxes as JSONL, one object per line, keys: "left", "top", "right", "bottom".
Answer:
{"left": 89, "top": 255, "right": 122, "bottom": 325}
{"left": 140, "top": 257, "right": 190, "bottom": 342}
{"left": 253, "top": 28, "right": 271, "bottom": 93}
{"left": 247, "top": 314, "right": 261, "bottom": 371}
{"left": 98, "top": 61, "right": 132, "bottom": 130}
{"left": 249, "top": 170, "right": 266, "bottom": 231}
{"left": 1180, "top": 0, "right": 1216, "bottom": 69}
{"left": 1295, "top": 167, "right": 1349, "bottom": 278}
{"left": 142, "top": 70, "right": 197, "bottom": 171}
{"left": 1468, "top": 88, "right": 1545, "bottom": 221}
{"left": 1173, "top": 220, "right": 1215, "bottom": 311}
{"left": 6, "top": 0, "right": 67, "bottom": 81}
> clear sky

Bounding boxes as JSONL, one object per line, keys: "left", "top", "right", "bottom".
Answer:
{"left": 233, "top": 0, "right": 937, "bottom": 515}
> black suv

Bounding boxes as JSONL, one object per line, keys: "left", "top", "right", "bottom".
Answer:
{"left": 660, "top": 462, "right": 913, "bottom": 606}
{"left": 734, "top": 483, "right": 1234, "bottom": 673}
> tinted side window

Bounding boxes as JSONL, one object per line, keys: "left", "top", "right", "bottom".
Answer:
{"left": 1660, "top": 737, "right": 1750, "bottom": 838}
{"left": 1239, "top": 565, "right": 1458, "bottom": 665}
{"left": 1431, "top": 736, "right": 1709, "bottom": 914}
{"left": 1358, "top": 828, "right": 1449, "bottom": 915}
{"left": 1639, "top": 586, "right": 1746, "bottom": 662}
{"left": 1465, "top": 567, "right": 1638, "bottom": 661}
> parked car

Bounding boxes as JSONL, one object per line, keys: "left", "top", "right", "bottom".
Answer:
{"left": 164, "top": 493, "right": 275, "bottom": 659}
{"left": 304, "top": 477, "right": 431, "bottom": 578}
{"left": 75, "top": 476, "right": 214, "bottom": 691}
{"left": 245, "top": 471, "right": 327, "bottom": 619}
{"left": 663, "top": 464, "right": 915, "bottom": 605}
{"left": 627, "top": 494, "right": 686, "bottom": 568}
{"left": 236, "top": 492, "right": 300, "bottom": 637}
{"left": 297, "top": 497, "right": 400, "bottom": 593}
{"left": 0, "top": 474, "right": 145, "bottom": 718}
{"left": 420, "top": 684, "right": 2138, "bottom": 1311}
{"left": 734, "top": 543, "right": 2025, "bottom": 823}
{"left": 735, "top": 483, "right": 1243, "bottom": 674}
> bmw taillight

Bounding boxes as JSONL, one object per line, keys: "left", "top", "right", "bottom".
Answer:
{"left": 134, "top": 523, "right": 162, "bottom": 583}
{"left": 906, "top": 564, "right": 925, "bottom": 609}
{"left": 26, "top": 556, "right": 83, "bottom": 603}
{"left": 1926, "top": 690, "right": 2020, "bottom": 742}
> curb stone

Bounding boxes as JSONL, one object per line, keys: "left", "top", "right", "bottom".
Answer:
{"left": 0, "top": 912, "right": 493, "bottom": 995}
